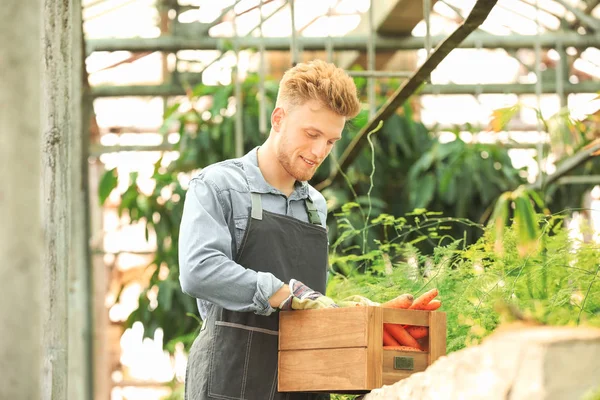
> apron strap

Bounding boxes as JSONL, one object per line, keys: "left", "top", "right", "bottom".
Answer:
{"left": 252, "top": 192, "right": 321, "bottom": 225}
{"left": 304, "top": 198, "right": 322, "bottom": 225}
{"left": 250, "top": 192, "right": 263, "bottom": 220}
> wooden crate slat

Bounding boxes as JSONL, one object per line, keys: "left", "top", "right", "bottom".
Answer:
{"left": 279, "top": 307, "right": 369, "bottom": 350}
{"left": 382, "top": 350, "right": 429, "bottom": 385}
{"left": 428, "top": 311, "right": 447, "bottom": 364}
{"left": 366, "top": 306, "right": 384, "bottom": 389}
{"left": 278, "top": 347, "right": 368, "bottom": 392}
{"left": 382, "top": 308, "right": 430, "bottom": 326}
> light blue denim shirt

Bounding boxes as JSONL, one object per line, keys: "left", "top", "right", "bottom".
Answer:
{"left": 178, "top": 146, "right": 328, "bottom": 320}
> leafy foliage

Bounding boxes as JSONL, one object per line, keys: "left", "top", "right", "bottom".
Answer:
{"left": 327, "top": 208, "right": 600, "bottom": 353}
{"left": 489, "top": 98, "right": 600, "bottom": 214}
{"left": 489, "top": 186, "right": 547, "bottom": 257}
{"left": 321, "top": 104, "right": 526, "bottom": 261}
{"left": 582, "top": 386, "right": 600, "bottom": 400}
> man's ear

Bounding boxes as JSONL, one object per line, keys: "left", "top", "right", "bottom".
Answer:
{"left": 271, "top": 107, "right": 285, "bottom": 132}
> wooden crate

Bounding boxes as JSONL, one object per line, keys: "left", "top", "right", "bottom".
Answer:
{"left": 278, "top": 306, "right": 446, "bottom": 393}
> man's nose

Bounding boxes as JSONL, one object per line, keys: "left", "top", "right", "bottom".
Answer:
{"left": 312, "top": 140, "right": 329, "bottom": 160}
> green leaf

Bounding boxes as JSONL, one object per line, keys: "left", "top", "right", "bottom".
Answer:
{"left": 383, "top": 114, "right": 412, "bottom": 157}
{"left": 489, "top": 104, "right": 520, "bottom": 132}
{"left": 163, "top": 102, "right": 181, "bottom": 120}
{"left": 211, "top": 86, "right": 232, "bottom": 116}
{"left": 192, "top": 83, "right": 218, "bottom": 98}
{"left": 408, "top": 151, "right": 435, "bottom": 181}
{"left": 514, "top": 195, "right": 539, "bottom": 257}
{"left": 436, "top": 140, "right": 463, "bottom": 162}
{"left": 98, "top": 168, "right": 118, "bottom": 206}
{"left": 341, "top": 202, "right": 361, "bottom": 213}
{"left": 439, "top": 167, "right": 457, "bottom": 204}
{"left": 349, "top": 110, "right": 369, "bottom": 131}
{"left": 118, "top": 185, "right": 139, "bottom": 218}
{"left": 470, "top": 157, "right": 494, "bottom": 205}
{"left": 137, "top": 195, "right": 151, "bottom": 219}
{"left": 410, "top": 173, "right": 436, "bottom": 209}
{"left": 525, "top": 189, "right": 546, "bottom": 210}
{"left": 489, "top": 192, "right": 510, "bottom": 254}
{"left": 408, "top": 235, "right": 428, "bottom": 245}
{"left": 158, "top": 280, "right": 174, "bottom": 312}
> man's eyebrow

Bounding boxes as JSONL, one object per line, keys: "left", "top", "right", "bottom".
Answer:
{"left": 305, "top": 126, "right": 324, "bottom": 135}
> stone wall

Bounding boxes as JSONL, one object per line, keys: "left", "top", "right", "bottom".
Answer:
{"left": 365, "top": 324, "right": 600, "bottom": 400}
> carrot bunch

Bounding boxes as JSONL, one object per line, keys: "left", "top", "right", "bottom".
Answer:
{"left": 381, "top": 288, "right": 440, "bottom": 351}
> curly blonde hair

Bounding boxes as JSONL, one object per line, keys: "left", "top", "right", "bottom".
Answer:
{"left": 276, "top": 59, "right": 361, "bottom": 119}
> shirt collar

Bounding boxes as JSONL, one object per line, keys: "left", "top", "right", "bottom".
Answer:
{"left": 242, "top": 147, "right": 310, "bottom": 200}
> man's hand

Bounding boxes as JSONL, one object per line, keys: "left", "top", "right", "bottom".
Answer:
{"left": 277, "top": 279, "right": 338, "bottom": 311}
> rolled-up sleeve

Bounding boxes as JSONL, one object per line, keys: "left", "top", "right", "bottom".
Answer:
{"left": 178, "top": 177, "right": 284, "bottom": 315}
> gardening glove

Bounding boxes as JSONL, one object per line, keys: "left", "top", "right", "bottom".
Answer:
{"left": 278, "top": 279, "right": 339, "bottom": 311}
{"left": 337, "top": 295, "right": 381, "bottom": 308}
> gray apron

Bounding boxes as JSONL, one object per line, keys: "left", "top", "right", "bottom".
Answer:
{"left": 185, "top": 192, "right": 331, "bottom": 400}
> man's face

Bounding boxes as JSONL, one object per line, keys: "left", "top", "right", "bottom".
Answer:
{"left": 274, "top": 99, "right": 346, "bottom": 182}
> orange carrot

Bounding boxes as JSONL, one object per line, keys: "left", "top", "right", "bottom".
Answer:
{"left": 409, "top": 288, "right": 439, "bottom": 310}
{"left": 382, "top": 293, "right": 414, "bottom": 309}
{"left": 405, "top": 325, "right": 428, "bottom": 340}
{"left": 420, "top": 300, "right": 442, "bottom": 311}
{"left": 383, "top": 327, "right": 400, "bottom": 346}
{"left": 384, "top": 324, "right": 422, "bottom": 350}
{"left": 383, "top": 345, "right": 422, "bottom": 352}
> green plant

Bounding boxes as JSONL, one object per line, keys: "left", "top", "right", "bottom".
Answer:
{"left": 327, "top": 117, "right": 598, "bottom": 346}
{"left": 489, "top": 185, "right": 547, "bottom": 257}
{"left": 329, "top": 394, "right": 359, "bottom": 400}
{"left": 581, "top": 386, "right": 600, "bottom": 400}
{"left": 489, "top": 99, "right": 600, "bottom": 215}
{"left": 322, "top": 103, "right": 525, "bottom": 263}
{"left": 327, "top": 209, "right": 600, "bottom": 352}
{"left": 160, "top": 380, "right": 184, "bottom": 400}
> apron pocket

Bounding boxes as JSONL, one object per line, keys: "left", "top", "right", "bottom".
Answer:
{"left": 209, "top": 321, "right": 278, "bottom": 400}
{"left": 245, "top": 327, "right": 279, "bottom": 399}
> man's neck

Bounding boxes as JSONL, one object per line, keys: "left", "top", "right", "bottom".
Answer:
{"left": 257, "top": 142, "right": 296, "bottom": 196}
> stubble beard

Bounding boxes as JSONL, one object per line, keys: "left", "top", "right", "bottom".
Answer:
{"left": 277, "top": 140, "right": 316, "bottom": 183}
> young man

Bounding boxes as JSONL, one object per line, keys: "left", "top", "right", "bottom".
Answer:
{"left": 178, "top": 60, "right": 361, "bottom": 400}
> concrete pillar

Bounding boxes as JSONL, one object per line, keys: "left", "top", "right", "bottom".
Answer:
{"left": 0, "top": 1, "right": 43, "bottom": 399}
{"left": 41, "top": 0, "right": 90, "bottom": 399}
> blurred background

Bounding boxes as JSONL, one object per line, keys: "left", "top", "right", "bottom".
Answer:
{"left": 88, "top": 1, "right": 600, "bottom": 398}
{"left": 4, "top": 0, "right": 600, "bottom": 399}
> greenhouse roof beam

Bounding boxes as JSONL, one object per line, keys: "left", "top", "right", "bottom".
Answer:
{"left": 89, "top": 81, "right": 600, "bottom": 97}
{"left": 85, "top": 32, "right": 600, "bottom": 54}
{"left": 517, "top": 0, "right": 566, "bottom": 22}
{"left": 89, "top": 141, "right": 541, "bottom": 156}
{"left": 553, "top": 0, "right": 600, "bottom": 31}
